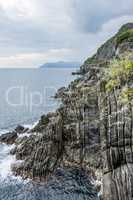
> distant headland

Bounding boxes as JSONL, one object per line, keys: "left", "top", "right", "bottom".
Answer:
{"left": 40, "top": 61, "right": 81, "bottom": 68}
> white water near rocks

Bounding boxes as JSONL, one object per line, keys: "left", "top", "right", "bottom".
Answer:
{"left": 0, "top": 129, "right": 29, "bottom": 181}
{"left": 0, "top": 143, "right": 15, "bottom": 179}
{"left": 0, "top": 120, "right": 38, "bottom": 180}
{"left": 0, "top": 131, "right": 29, "bottom": 200}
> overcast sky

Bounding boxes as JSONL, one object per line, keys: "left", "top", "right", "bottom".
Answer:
{"left": 0, "top": 0, "right": 133, "bottom": 68}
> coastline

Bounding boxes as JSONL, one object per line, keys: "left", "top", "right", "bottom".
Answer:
{"left": 1, "top": 23, "right": 133, "bottom": 199}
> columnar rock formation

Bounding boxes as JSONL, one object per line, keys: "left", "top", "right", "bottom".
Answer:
{"left": 1, "top": 23, "right": 133, "bottom": 199}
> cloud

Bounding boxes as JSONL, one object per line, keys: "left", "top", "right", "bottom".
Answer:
{"left": 0, "top": 0, "right": 132, "bottom": 67}
{"left": 0, "top": 48, "right": 75, "bottom": 68}
{"left": 69, "top": 0, "right": 133, "bottom": 33}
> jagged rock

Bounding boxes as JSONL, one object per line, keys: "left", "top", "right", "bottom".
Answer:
{"left": 15, "top": 135, "right": 37, "bottom": 160}
{"left": 0, "top": 125, "right": 29, "bottom": 145}
{"left": 11, "top": 160, "right": 25, "bottom": 177}
{"left": 31, "top": 115, "right": 50, "bottom": 132}
{"left": 10, "top": 146, "right": 17, "bottom": 155}
{"left": 0, "top": 131, "right": 17, "bottom": 144}
{"left": 54, "top": 87, "right": 68, "bottom": 99}
{"left": 15, "top": 125, "right": 28, "bottom": 133}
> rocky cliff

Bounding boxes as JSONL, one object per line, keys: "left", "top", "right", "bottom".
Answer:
{"left": 1, "top": 23, "right": 133, "bottom": 200}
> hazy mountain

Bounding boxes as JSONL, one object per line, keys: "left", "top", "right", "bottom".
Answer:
{"left": 40, "top": 61, "right": 81, "bottom": 68}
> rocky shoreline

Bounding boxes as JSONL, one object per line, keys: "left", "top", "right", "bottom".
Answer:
{"left": 1, "top": 23, "right": 133, "bottom": 199}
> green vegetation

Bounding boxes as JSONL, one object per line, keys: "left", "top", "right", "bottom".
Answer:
{"left": 116, "top": 28, "right": 133, "bottom": 44}
{"left": 40, "top": 115, "right": 50, "bottom": 125}
{"left": 105, "top": 79, "right": 120, "bottom": 92}
{"left": 84, "top": 56, "right": 96, "bottom": 65}
{"left": 32, "top": 115, "right": 50, "bottom": 132}
{"left": 105, "top": 54, "right": 133, "bottom": 91}
{"left": 119, "top": 87, "right": 133, "bottom": 103}
{"left": 104, "top": 53, "right": 133, "bottom": 104}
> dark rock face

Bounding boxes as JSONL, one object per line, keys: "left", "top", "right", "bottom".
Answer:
{"left": 10, "top": 146, "right": 17, "bottom": 155}
{"left": 97, "top": 24, "right": 133, "bottom": 199}
{"left": 15, "top": 125, "right": 29, "bottom": 134}
{"left": 11, "top": 78, "right": 101, "bottom": 181}
{"left": 0, "top": 132, "right": 17, "bottom": 144}
{"left": 1, "top": 23, "right": 133, "bottom": 199}
{"left": 99, "top": 85, "right": 133, "bottom": 199}
{"left": 54, "top": 87, "right": 68, "bottom": 98}
{"left": 0, "top": 125, "right": 28, "bottom": 145}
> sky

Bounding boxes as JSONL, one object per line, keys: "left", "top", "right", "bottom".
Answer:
{"left": 0, "top": 0, "right": 133, "bottom": 68}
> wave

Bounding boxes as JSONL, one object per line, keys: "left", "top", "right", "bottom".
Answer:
{"left": 0, "top": 120, "right": 38, "bottom": 181}
{"left": 23, "top": 120, "right": 39, "bottom": 130}
{"left": 0, "top": 144, "right": 16, "bottom": 179}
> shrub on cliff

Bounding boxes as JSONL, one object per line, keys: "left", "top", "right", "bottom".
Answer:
{"left": 119, "top": 87, "right": 133, "bottom": 104}
{"left": 105, "top": 53, "right": 133, "bottom": 92}
{"left": 32, "top": 115, "right": 50, "bottom": 132}
{"left": 116, "top": 28, "right": 133, "bottom": 44}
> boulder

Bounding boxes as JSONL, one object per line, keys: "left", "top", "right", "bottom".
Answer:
{"left": 10, "top": 146, "right": 17, "bottom": 155}
{"left": 15, "top": 125, "right": 29, "bottom": 134}
{"left": 0, "top": 131, "right": 17, "bottom": 144}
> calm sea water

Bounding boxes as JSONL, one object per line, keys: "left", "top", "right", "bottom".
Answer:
{"left": 0, "top": 68, "right": 75, "bottom": 131}
{"left": 0, "top": 68, "right": 99, "bottom": 200}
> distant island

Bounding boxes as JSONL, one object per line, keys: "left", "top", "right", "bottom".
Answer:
{"left": 40, "top": 61, "right": 81, "bottom": 68}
